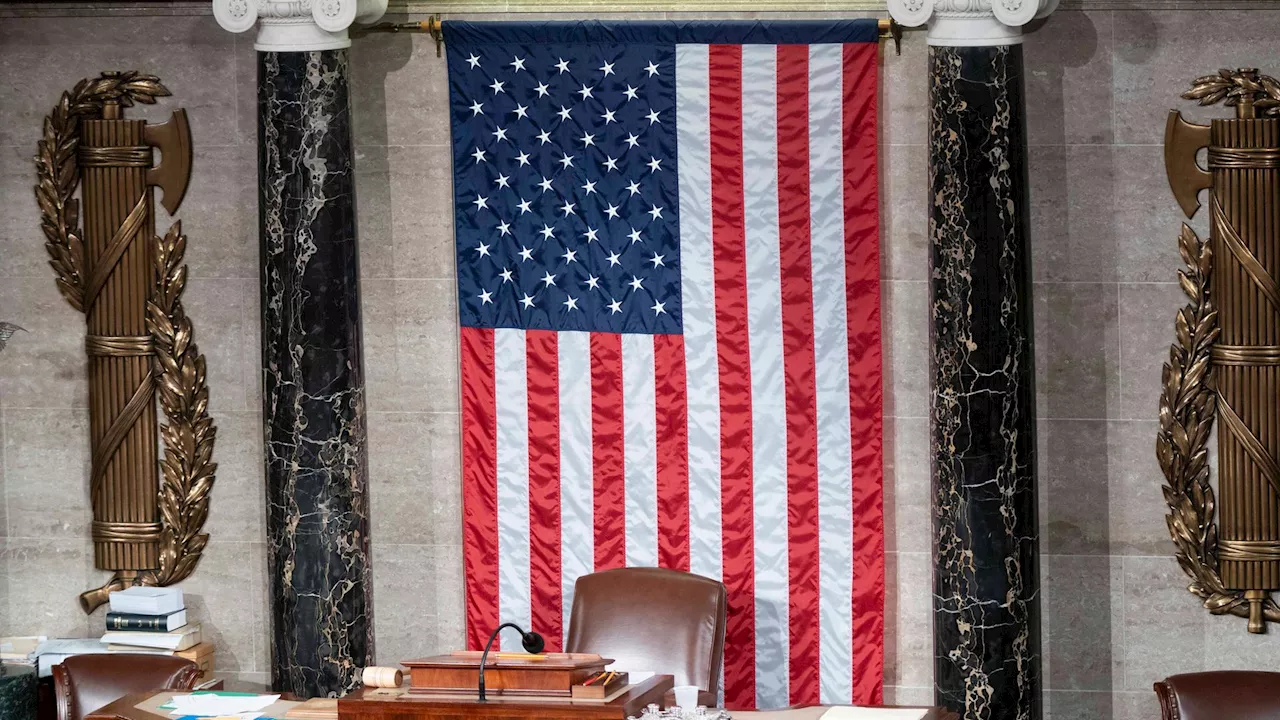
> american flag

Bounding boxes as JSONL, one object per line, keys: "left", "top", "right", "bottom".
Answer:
{"left": 445, "top": 20, "right": 883, "bottom": 709}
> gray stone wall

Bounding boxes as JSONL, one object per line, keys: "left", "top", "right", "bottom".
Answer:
{"left": 0, "top": 6, "right": 1270, "bottom": 718}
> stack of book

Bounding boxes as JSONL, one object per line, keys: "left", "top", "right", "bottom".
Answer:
{"left": 102, "top": 587, "right": 215, "bottom": 681}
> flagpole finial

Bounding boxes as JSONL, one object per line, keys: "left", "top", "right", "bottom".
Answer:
{"left": 213, "top": 0, "right": 388, "bottom": 51}
{"left": 886, "top": 0, "right": 1057, "bottom": 46}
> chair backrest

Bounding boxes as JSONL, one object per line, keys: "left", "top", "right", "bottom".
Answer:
{"left": 53, "top": 653, "right": 200, "bottom": 720}
{"left": 564, "top": 567, "right": 727, "bottom": 696}
{"left": 1155, "top": 671, "right": 1280, "bottom": 720}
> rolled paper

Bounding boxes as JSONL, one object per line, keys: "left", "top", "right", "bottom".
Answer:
{"left": 361, "top": 666, "right": 403, "bottom": 688}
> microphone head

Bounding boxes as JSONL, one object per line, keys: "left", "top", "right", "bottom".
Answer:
{"left": 521, "top": 631, "right": 546, "bottom": 655}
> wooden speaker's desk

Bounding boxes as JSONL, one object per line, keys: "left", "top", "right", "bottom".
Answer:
{"left": 338, "top": 675, "right": 674, "bottom": 720}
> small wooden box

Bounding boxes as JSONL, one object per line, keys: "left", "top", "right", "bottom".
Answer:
{"left": 401, "top": 651, "right": 610, "bottom": 697}
{"left": 176, "top": 641, "right": 214, "bottom": 682}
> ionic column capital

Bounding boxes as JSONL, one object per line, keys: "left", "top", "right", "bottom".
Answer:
{"left": 213, "top": 0, "right": 387, "bottom": 52}
{"left": 886, "top": 0, "right": 1058, "bottom": 46}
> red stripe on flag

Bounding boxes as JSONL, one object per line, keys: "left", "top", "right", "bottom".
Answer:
{"left": 843, "top": 41, "right": 885, "bottom": 706}
{"left": 526, "top": 330, "right": 563, "bottom": 651}
{"left": 461, "top": 327, "right": 499, "bottom": 651}
{"left": 654, "top": 334, "right": 690, "bottom": 571}
{"left": 776, "top": 43, "right": 822, "bottom": 708}
{"left": 709, "top": 43, "right": 757, "bottom": 710}
{"left": 591, "top": 332, "right": 626, "bottom": 571}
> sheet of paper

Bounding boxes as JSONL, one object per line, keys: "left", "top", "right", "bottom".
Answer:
{"left": 165, "top": 692, "right": 280, "bottom": 718}
{"left": 820, "top": 708, "right": 928, "bottom": 720}
{"left": 602, "top": 662, "right": 655, "bottom": 684}
{"left": 32, "top": 638, "right": 109, "bottom": 655}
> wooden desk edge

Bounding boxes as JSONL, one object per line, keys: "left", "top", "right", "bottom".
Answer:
{"left": 340, "top": 675, "right": 674, "bottom": 718}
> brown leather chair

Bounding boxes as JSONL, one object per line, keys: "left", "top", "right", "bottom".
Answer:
{"left": 53, "top": 653, "right": 200, "bottom": 720}
{"left": 564, "top": 567, "right": 727, "bottom": 702}
{"left": 1155, "top": 671, "right": 1280, "bottom": 720}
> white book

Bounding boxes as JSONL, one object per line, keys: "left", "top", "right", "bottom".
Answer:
{"left": 106, "top": 644, "right": 175, "bottom": 655}
{"left": 108, "top": 586, "right": 184, "bottom": 615}
{"left": 100, "top": 624, "right": 200, "bottom": 651}
{"left": 109, "top": 586, "right": 184, "bottom": 615}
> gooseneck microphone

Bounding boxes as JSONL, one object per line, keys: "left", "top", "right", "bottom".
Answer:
{"left": 477, "top": 622, "right": 546, "bottom": 701}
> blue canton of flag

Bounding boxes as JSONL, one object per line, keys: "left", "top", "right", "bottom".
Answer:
{"left": 449, "top": 31, "right": 680, "bottom": 334}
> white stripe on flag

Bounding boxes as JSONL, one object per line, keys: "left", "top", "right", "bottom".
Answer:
{"left": 676, "top": 43, "right": 722, "bottom": 583}
{"left": 559, "top": 330, "right": 594, "bottom": 642}
{"left": 622, "top": 333, "right": 658, "bottom": 567}
{"left": 742, "top": 43, "right": 789, "bottom": 710}
{"left": 809, "top": 43, "right": 855, "bottom": 704}
{"left": 494, "top": 327, "right": 532, "bottom": 650}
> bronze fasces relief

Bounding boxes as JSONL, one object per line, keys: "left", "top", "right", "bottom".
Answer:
{"left": 33, "top": 72, "right": 217, "bottom": 612}
{"left": 1161, "top": 68, "right": 1280, "bottom": 633}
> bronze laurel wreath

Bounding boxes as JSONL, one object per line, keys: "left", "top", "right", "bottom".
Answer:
{"left": 1184, "top": 68, "right": 1280, "bottom": 115}
{"left": 33, "top": 71, "right": 217, "bottom": 601}
{"left": 1156, "top": 223, "right": 1280, "bottom": 623}
{"left": 145, "top": 223, "right": 217, "bottom": 587}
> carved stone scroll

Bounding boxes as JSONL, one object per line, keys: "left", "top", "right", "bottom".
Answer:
{"left": 33, "top": 72, "right": 217, "bottom": 613}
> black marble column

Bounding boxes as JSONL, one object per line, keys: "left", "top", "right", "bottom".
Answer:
{"left": 928, "top": 44, "right": 1040, "bottom": 720}
{"left": 259, "top": 49, "right": 373, "bottom": 698}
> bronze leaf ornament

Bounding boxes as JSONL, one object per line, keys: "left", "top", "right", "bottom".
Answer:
{"left": 33, "top": 71, "right": 217, "bottom": 612}
{"left": 1160, "top": 68, "right": 1280, "bottom": 633}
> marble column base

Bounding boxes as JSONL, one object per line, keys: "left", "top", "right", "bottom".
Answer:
{"left": 0, "top": 664, "right": 37, "bottom": 720}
